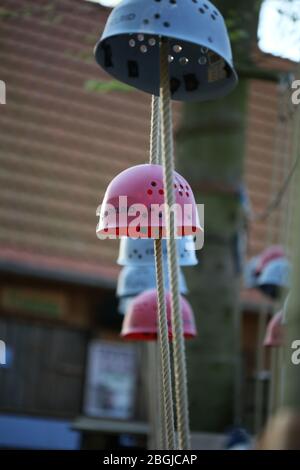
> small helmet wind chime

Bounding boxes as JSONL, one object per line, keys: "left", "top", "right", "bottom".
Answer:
{"left": 116, "top": 237, "right": 194, "bottom": 316}
{"left": 95, "top": 0, "right": 237, "bottom": 450}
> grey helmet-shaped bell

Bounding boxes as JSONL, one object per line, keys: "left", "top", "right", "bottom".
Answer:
{"left": 94, "top": 0, "right": 237, "bottom": 101}
{"left": 118, "top": 296, "right": 134, "bottom": 316}
{"left": 116, "top": 264, "right": 188, "bottom": 297}
{"left": 244, "top": 256, "right": 260, "bottom": 289}
{"left": 257, "top": 258, "right": 291, "bottom": 300}
{"left": 117, "top": 236, "right": 198, "bottom": 266}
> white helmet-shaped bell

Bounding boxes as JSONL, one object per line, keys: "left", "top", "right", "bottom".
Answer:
{"left": 94, "top": 0, "right": 237, "bottom": 101}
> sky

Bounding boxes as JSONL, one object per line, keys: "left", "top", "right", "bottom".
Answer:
{"left": 258, "top": 0, "right": 300, "bottom": 62}
{"left": 86, "top": 0, "right": 300, "bottom": 63}
{"left": 86, "top": 0, "right": 120, "bottom": 6}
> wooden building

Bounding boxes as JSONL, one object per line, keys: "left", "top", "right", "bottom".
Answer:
{"left": 0, "top": 0, "right": 296, "bottom": 447}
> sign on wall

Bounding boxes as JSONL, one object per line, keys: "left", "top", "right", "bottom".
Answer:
{"left": 83, "top": 340, "right": 137, "bottom": 420}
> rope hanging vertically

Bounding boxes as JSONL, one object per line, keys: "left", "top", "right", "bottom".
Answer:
{"left": 150, "top": 95, "right": 161, "bottom": 166}
{"left": 149, "top": 95, "right": 176, "bottom": 450}
{"left": 159, "top": 39, "right": 191, "bottom": 450}
{"left": 154, "top": 239, "right": 176, "bottom": 449}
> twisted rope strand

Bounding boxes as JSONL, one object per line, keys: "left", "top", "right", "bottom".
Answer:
{"left": 150, "top": 94, "right": 176, "bottom": 449}
{"left": 160, "top": 39, "right": 191, "bottom": 450}
{"left": 150, "top": 95, "right": 161, "bottom": 165}
{"left": 155, "top": 239, "right": 176, "bottom": 449}
{"left": 156, "top": 343, "right": 167, "bottom": 450}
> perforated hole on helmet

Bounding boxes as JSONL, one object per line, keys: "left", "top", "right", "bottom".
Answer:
{"left": 102, "top": 43, "right": 113, "bottom": 68}
{"left": 128, "top": 60, "right": 139, "bottom": 78}
{"left": 170, "top": 77, "right": 181, "bottom": 93}
{"left": 198, "top": 56, "right": 207, "bottom": 65}
{"left": 179, "top": 57, "right": 189, "bottom": 65}
{"left": 173, "top": 45, "right": 182, "bottom": 53}
{"left": 184, "top": 74, "right": 199, "bottom": 92}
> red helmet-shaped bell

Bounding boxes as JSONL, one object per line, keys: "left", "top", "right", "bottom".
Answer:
{"left": 256, "top": 245, "right": 285, "bottom": 276}
{"left": 97, "top": 164, "right": 202, "bottom": 238}
{"left": 121, "top": 289, "right": 197, "bottom": 341}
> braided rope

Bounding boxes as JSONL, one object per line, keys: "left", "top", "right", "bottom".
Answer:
{"left": 154, "top": 239, "right": 176, "bottom": 449}
{"left": 150, "top": 95, "right": 161, "bottom": 165}
{"left": 150, "top": 95, "right": 175, "bottom": 449}
{"left": 159, "top": 39, "right": 190, "bottom": 450}
{"left": 156, "top": 343, "right": 167, "bottom": 450}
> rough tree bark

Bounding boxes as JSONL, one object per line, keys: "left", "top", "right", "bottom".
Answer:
{"left": 283, "top": 122, "right": 300, "bottom": 412}
{"left": 176, "top": 0, "right": 262, "bottom": 431}
{"left": 257, "top": 108, "right": 300, "bottom": 449}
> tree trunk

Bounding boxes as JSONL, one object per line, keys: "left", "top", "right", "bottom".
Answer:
{"left": 176, "top": 0, "right": 262, "bottom": 431}
{"left": 257, "top": 113, "right": 300, "bottom": 448}
{"left": 177, "top": 81, "right": 248, "bottom": 431}
{"left": 283, "top": 140, "right": 300, "bottom": 411}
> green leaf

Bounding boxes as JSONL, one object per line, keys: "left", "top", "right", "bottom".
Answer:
{"left": 84, "top": 79, "right": 134, "bottom": 93}
{"left": 83, "top": 33, "right": 98, "bottom": 45}
{"left": 0, "top": 7, "right": 18, "bottom": 19}
{"left": 230, "top": 29, "right": 249, "bottom": 42}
